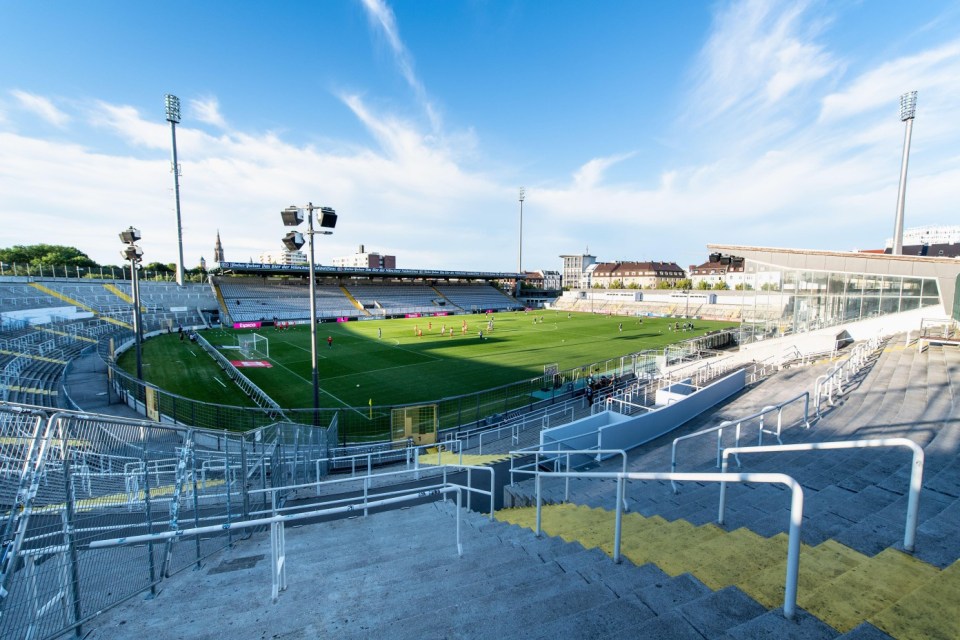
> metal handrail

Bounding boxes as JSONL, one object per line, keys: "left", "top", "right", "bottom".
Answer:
{"left": 528, "top": 469, "right": 804, "bottom": 620}
{"left": 509, "top": 448, "right": 629, "bottom": 510}
{"left": 718, "top": 437, "right": 923, "bottom": 551}
{"left": 90, "top": 483, "right": 468, "bottom": 602}
{"left": 813, "top": 338, "right": 881, "bottom": 414}
{"left": 670, "top": 391, "right": 810, "bottom": 492}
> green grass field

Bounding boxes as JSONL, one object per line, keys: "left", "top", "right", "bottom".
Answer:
{"left": 122, "top": 311, "right": 736, "bottom": 414}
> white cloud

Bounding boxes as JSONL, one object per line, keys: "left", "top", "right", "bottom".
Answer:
{"left": 190, "top": 97, "right": 228, "bottom": 129}
{"left": 685, "top": 0, "right": 837, "bottom": 126}
{"left": 819, "top": 41, "right": 960, "bottom": 123}
{"left": 11, "top": 90, "right": 71, "bottom": 127}
{"left": 572, "top": 153, "right": 636, "bottom": 190}
{"left": 359, "top": 0, "right": 441, "bottom": 131}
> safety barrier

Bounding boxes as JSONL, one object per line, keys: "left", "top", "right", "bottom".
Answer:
{"left": 719, "top": 437, "right": 924, "bottom": 552}
{"left": 526, "top": 469, "right": 805, "bottom": 620}
{"left": 670, "top": 391, "right": 811, "bottom": 492}
{"left": 509, "top": 447, "right": 629, "bottom": 511}
{"left": 813, "top": 337, "right": 883, "bottom": 416}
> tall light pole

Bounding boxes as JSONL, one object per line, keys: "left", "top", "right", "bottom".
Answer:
{"left": 165, "top": 94, "right": 186, "bottom": 286}
{"left": 891, "top": 90, "right": 917, "bottom": 256}
{"left": 120, "top": 227, "right": 144, "bottom": 381}
{"left": 282, "top": 203, "right": 338, "bottom": 421}
{"left": 518, "top": 187, "right": 525, "bottom": 274}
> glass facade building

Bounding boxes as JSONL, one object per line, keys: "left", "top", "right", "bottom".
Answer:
{"left": 707, "top": 245, "right": 960, "bottom": 336}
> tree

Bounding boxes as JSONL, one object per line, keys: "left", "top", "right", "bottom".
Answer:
{"left": 627, "top": 282, "right": 641, "bottom": 290}
{"left": 656, "top": 280, "right": 672, "bottom": 289}
{"left": 696, "top": 280, "right": 712, "bottom": 290}
{"left": 0, "top": 244, "right": 97, "bottom": 267}
{"left": 675, "top": 278, "right": 693, "bottom": 290}
{"left": 712, "top": 281, "right": 730, "bottom": 290}
{"left": 610, "top": 279, "right": 623, "bottom": 289}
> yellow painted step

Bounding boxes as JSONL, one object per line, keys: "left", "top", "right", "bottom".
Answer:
{"left": 869, "top": 559, "right": 960, "bottom": 640}
{"left": 801, "top": 548, "right": 940, "bottom": 633}
{"left": 622, "top": 521, "right": 725, "bottom": 575}
{"left": 737, "top": 539, "right": 868, "bottom": 608}
{"left": 680, "top": 529, "right": 787, "bottom": 589}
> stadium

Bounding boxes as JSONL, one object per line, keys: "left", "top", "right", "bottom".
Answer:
{"left": 1, "top": 237, "right": 959, "bottom": 639}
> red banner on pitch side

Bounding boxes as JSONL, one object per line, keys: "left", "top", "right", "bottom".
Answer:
{"left": 230, "top": 360, "right": 272, "bottom": 368}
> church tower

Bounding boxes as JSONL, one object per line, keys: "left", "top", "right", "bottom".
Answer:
{"left": 214, "top": 230, "right": 224, "bottom": 263}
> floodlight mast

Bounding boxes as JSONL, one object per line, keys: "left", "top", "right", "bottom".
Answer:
{"left": 119, "top": 227, "right": 144, "bottom": 381}
{"left": 281, "top": 203, "right": 338, "bottom": 421}
{"left": 891, "top": 91, "right": 917, "bottom": 256}
{"left": 165, "top": 94, "right": 186, "bottom": 286}
{"left": 518, "top": 187, "right": 525, "bottom": 275}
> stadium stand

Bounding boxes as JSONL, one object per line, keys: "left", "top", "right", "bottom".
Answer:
{"left": 215, "top": 276, "right": 359, "bottom": 322}
{"left": 212, "top": 277, "right": 523, "bottom": 324}
{"left": 433, "top": 283, "right": 524, "bottom": 312}
{"left": 344, "top": 282, "right": 442, "bottom": 316}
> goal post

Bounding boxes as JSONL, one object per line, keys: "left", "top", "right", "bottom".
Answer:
{"left": 391, "top": 404, "right": 438, "bottom": 445}
{"left": 238, "top": 333, "right": 269, "bottom": 359}
{"left": 543, "top": 363, "right": 560, "bottom": 389}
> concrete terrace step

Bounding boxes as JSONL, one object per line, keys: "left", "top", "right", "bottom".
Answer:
{"left": 499, "top": 502, "right": 960, "bottom": 638}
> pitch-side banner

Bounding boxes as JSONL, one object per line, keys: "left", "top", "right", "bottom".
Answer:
{"left": 233, "top": 321, "right": 262, "bottom": 329}
{"left": 230, "top": 360, "right": 272, "bottom": 368}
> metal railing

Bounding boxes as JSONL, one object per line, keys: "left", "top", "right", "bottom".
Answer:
{"left": 670, "top": 391, "right": 811, "bottom": 492}
{"left": 91, "top": 481, "right": 473, "bottom": 603}
{"left": 719, "top": 437, "right": 924, "bottom": 552}
{"left": 813, "top": 338, "right": 881, "bottom": 416}
{"left": 509, "top": 448, "right": 629, "bottom": 510}
{"left": 525, "top": 469, "right": 805, "bottom": 620}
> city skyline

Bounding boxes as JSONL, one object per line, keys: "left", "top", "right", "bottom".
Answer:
{"left": 1, "top": 1, "right": 959, "bottom": 273}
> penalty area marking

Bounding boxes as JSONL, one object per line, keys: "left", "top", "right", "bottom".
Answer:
{"left": 212, "top": 377, "right": 228, "bottom": 388}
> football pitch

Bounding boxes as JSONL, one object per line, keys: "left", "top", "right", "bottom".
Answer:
{"left": 124, "top": 311, "right": 737, "bottom": 414}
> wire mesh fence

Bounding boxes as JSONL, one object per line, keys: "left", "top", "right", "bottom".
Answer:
{"left": 0, "top": 405, "right": 335, "bottom": 640}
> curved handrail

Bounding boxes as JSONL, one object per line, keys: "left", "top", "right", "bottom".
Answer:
{"left": 718, "top": 437, "right": 923, "bottom": 551}
{"left": 529, "top": 469, "right": 804, "bottom": 621}
{"left": 670, "top": 391, "right": 810, "bottom": 492}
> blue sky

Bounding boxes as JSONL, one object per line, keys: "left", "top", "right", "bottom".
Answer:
{"left": 2, "top": 0, "right": 959, "bottom": 273}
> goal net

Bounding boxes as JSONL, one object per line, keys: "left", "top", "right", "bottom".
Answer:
{"left": 391, "top": 404, "right": 438, "bottom": 445}
{"left": 543, "top": 363, "right": 560, "bottom": 389}
{"left": 238, "top": 333, "right": 269, "bottom": 359}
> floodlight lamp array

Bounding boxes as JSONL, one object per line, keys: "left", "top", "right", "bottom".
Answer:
{"left": 282, "top": 231, "right": 305, "bottom": 251}
{"left": 164, "top": 94, "right": 181, "bottom": 123}
{"left": 119, "top": 227, "right": 142, "bottom": 244}
{"left": 317, "top": 206, "right": 337, "bottom": 229}
{"left": 281, "top": 206, "right": 304, "bottom": 226}
{"left": 899, "top": 91, "right": 917, "bottom": 121}
{"left": 120, "top": 245, "right": 143, "bottom": 263}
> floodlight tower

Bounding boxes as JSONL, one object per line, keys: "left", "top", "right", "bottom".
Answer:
{"left": 119, "top": 227, "right": 144, "bottom": 380}
{"left": 518, "top": 187, "right": 525, "bottom": 275}
{"left": 165, "top": 94, "right": 186, "bottom": 286}
{"left": 281, "top": 203, "right": 338, "bottom": 420}
{"left": 891, "top": 91, "right": 917, "bottom": 256}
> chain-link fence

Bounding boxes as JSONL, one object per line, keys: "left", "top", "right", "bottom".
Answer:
{"left": 0, "top": 404, "right": 334, "bottom": 640}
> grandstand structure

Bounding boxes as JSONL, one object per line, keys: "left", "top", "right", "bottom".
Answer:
{"left": 1, "top": 246, "right": 959, "bottom": 639}
{"left": 213, "top": 261, "right": 524, "bottom": 325}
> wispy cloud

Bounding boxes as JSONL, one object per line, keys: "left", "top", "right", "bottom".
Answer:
{"left": 685, "top": 0, "right": 837, "bottom": 127}
{"left": 359, "top": 0, "right": 441, "bottom": 131}
{"left": 190, "top": 97, "right": 228, "bottom": 129}
{"left": 11, "top": 90, "right": 71, "bottom": 127}
{"left": 572, "top": 153, "right": 636, "bottom": 190}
